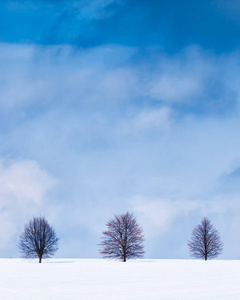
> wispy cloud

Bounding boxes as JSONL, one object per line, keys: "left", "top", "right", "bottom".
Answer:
{"left": 0, "top": 44, "right": 239, "bottom": 117}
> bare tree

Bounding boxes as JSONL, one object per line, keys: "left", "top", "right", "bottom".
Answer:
{"left": 19, "top": 216, "right": 59, "bottom": 263}
{"left": 188, "top": 217, "right": 223, "bottom": 260}
{"left": 99, "top": 212, "right": 144, "bottom": 262}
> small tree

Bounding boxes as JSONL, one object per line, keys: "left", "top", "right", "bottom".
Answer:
{"left": 19, "top": 216, "right": 59, "bottom": 263}
{"left": 99, "top": 212, "right": 144, "bottom": 262}
{"left": 188, "top": 217, "right": 223, "bottom": 260}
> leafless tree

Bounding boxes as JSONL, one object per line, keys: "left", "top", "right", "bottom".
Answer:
{"left": 99, "top": 212, "right": 144, "bottom": 262}
{"left": 188, "top": 217, "right": 223, "bottom": 260}
{"left": 19, "top": 216, "right": 59, "bottom": 263}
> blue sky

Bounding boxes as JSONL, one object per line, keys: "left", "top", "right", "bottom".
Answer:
{"left": 1, "top": 0, "right": 240, "bottom": 259}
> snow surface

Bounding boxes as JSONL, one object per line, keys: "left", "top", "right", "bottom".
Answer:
{"left": 0, "top": 259, "right": 239, "bottom": 299}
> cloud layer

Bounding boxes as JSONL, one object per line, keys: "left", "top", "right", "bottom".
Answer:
{"left": 0, "top": 42, "right": 240, "bottom": 258}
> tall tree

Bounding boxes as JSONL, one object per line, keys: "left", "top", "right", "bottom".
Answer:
{"left": 19, "top": 216, "right": 59, "bottom": 263}
{"left": 188, "top": 217, "right": 223, "bottom": 260}
{"left": 99, "top": 212, "right": 144, "bottom": 262}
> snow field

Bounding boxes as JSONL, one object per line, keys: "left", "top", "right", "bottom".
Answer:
{"left": 0, "top": 259, "right": 240, "bottom": 300}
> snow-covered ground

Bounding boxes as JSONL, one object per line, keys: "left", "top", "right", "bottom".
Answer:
{"left": 0, "top": 258, "right": 239, "bottom": 299}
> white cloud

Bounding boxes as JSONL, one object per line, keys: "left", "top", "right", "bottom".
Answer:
{"left": 145, "top": 46, "right": 240, "bottom": 110}
{"left": 118, "top": 107, "right": 172, "bottom": 135}
{"left": 0, "top": 159, "right": 57, "bottom": 204}
{"left": 150, "top": 74, "right": 201, "bottom": 102}
{"left": 0, "top": 158, "right": 57, "bottom": 252}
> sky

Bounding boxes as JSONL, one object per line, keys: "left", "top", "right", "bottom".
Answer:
{"left": 1, "top": 0, "right": 240, "bottom": 259}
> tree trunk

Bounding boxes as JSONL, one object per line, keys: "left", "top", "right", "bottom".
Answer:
{"left": 39, "top": 256, "right": 42, "bottom": 263}
{"left": 204, "top": 231, "right": 207, "bottom": 261}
